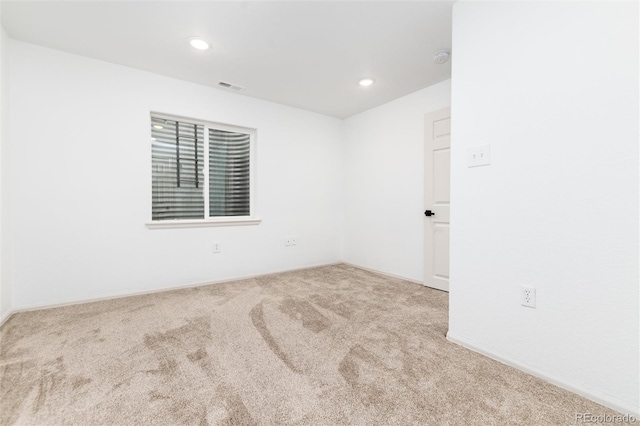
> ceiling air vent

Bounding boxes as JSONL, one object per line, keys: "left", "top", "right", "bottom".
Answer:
{"left": 217, "top": 81, "right": 244, "bottom": 91}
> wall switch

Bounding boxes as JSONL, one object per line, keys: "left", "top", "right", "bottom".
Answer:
{"left": 468, "top": 144, "right": 491, "bottom": 167}
{"left": 285, "top": 236, "right": 297, "bottom": 247}
{"left": 213, "top": 241, "right": 221, "bottom": 253}
{"left": 521, "top": 286, "right": 536, "bottom": 308}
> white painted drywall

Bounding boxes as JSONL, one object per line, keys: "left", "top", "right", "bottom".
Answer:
{"left": 342, "top": 80, "right": 451, "bottom": 282}
{"left": 0, "top": 21, "right": 11, "bottom": 321}
{"left": 8, "top": 41, "right": 343, "bottom": 309}
{"left": 0, "top": 17, "right": 3, "bottom": 319}
{"left": 449, "top": 1, "right": 639, "bottom": 415}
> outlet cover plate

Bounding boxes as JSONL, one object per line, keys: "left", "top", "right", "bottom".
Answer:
{"left": 285, "top": 236, "right": 297, "bottom": 247}
{"left": 521, "top": 286, "right": 536, "bottom": 308}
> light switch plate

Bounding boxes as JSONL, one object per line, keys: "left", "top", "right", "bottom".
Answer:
{"left": 468, "top": 144, "right": 491, "bottom": 167}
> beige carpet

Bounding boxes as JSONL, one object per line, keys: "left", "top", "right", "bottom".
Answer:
{"left": 0, "top": 264, "right": 617, "bottom": 425}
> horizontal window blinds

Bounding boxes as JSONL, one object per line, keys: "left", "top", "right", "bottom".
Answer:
{"left": 209, "top": 129, "right": 251, "bottom": 217}
{"left": 151, "top": 119, "right": 204, "bottom": 220}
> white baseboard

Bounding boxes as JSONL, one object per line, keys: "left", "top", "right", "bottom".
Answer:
{"left": 342, "top": 262, "right": 425, "bottom": 287}
{"left": 0, "top": 309, "right": 13, "bottom": 327}
{"left": 447, "top": 332, "right": 640, "bottom": 418}
{"left": 9, "top": 261, "right": 342, "bottom": 315}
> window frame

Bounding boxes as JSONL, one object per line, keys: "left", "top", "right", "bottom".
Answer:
{"left": 146, "top": 112, "right": 260, "bottom": 229}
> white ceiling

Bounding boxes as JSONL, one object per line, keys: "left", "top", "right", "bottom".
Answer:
{"left": 1, "top": 1, "right": 453, "bottom": 119}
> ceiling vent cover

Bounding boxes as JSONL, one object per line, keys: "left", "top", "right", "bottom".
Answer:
{"left": 218, "top": 81, "right": 245, "bottom": 91}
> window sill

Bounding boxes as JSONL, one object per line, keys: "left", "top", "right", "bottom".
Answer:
{"left": 146, "top": 217, "right": 262, "bottom": 229}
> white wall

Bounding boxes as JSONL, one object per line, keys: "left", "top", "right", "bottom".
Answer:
{"left": 342, "top": 80, "right": 451, "bottom": 282}
{"left": 8, "top": 41, "right": 343, "bottom": 309}
{"left": 0, "top": 13, "right": 4, "bottom": 319}
{"left": 0, "top": 19, "right": 11, "bottom": 321}
{"left": 449, "top": 1, "right": 639, "bottom": 415}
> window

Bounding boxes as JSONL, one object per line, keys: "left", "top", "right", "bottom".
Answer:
{"left": 147, "top": 113, "right": 259, "bottom": 228}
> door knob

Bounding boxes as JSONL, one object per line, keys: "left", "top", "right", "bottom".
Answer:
{"left": 424, "top": 210, "right": 435, "bottom": 217}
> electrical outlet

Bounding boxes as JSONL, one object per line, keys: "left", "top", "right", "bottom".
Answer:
{"left": 521, "top": 286, "right": 536, "bottom": 308}
{"left": 213, "top": 241, "right": 220, "bottom": 253}
{"left": 284, "top": 236, "right": 297, "bottom": 247}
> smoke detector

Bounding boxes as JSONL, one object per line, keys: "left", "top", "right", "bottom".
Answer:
{"left": 433, "top": 49, "right": 450, "bottom": 64}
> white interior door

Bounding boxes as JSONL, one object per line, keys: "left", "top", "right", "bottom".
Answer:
{"left": 424, "top": 108, "right": 451, "bottom": 292}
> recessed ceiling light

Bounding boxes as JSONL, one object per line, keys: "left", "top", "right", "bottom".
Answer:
{"left": 189, "top": 38, "right": 210, "bottom": 50}
{"left": 359, "top": 78, "right": 375, "bottom": 87}
{"left": 152, "top": 124, "right": 163, "bottom": 129}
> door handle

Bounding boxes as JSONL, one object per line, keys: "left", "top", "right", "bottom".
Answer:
{"left": 424, "top": 210, "right": 435, "bottom": 217}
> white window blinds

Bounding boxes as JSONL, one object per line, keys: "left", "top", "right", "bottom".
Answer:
{"left": 151, "top": 119, "right": 204, "bottom": 220}
{"left": 151, "top": 115, "right": 254, "bottom": 222}
{"left": 209, "top": 129, "right": 251, "bottom": 217}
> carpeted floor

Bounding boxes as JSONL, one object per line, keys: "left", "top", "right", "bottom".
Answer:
{"left": 0, "top": 264, "right": 618, "bottom": 425}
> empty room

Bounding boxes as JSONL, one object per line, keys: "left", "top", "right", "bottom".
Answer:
{"left": 0, "top": 1, "right": 638, "bottom": 425}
